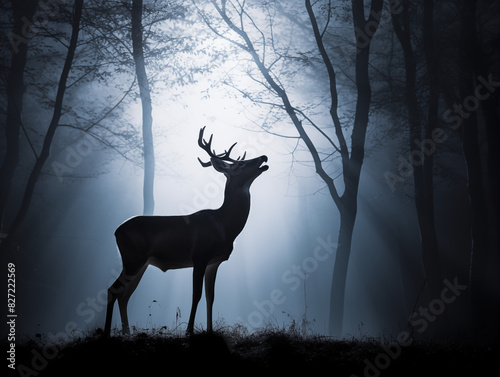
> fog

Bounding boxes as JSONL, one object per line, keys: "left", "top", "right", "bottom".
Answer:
{"left": 2, "top": 0, "right": 498, "bottom": 344}
{"left": 10, "top": 127, "right": 436, "bottom": 338}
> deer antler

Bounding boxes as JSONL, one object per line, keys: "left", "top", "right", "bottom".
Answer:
{"left": 197, "top": 126, "right": 247, "bottom": 167}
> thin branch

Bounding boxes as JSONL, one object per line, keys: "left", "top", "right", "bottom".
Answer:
{"left": 320, "top": 0, "right": 332, "bottom": 38}
{"left": 267, "top": 54, "right": 283, "bottom": 72}
{"left": 305, "top": 0, "right": 349, "bottom": 164}
{"left": 292, "top": 106, "right": 341, "bottom": 153}
{"left": 192, "top": 0, "right": 249, "bottom": 52}
{"left": 223, "top": 79, "right": 282, "bottom": 108}
{"left": 239, "top": 123, "right": 300, "bottom": 140}
{"left": 62, "top": 77, "right": 137, "bottom": 134}
{"left": 209, "top": 0, "right": 341, "bottom": 206}
{"left": 20, "top": 121, "right": 38, "bottom": 160}
{"left": 241, "top": 3, "right": 267, "bottom": 64}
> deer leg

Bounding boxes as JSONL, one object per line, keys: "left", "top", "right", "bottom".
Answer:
{"left": 105, "top": 270, "right": 130, "bottom": 336}
{"left": 205, "top": 262, "right": 220, "bottom": 333}
{"left": 104, "top": 291, "right": 116, "bottom": 336}
{"left": 117, "top": 264, "right": 148, "bottom": 334}
{"left": 186, "top": 264, "right": 205, "bottom": 335}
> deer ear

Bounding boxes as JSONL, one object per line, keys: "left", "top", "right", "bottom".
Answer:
{"left": 211, "top": 158, "right": 231, "bottom": 173}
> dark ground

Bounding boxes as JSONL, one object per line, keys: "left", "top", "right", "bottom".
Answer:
{"left": 4, "top": 328, "right": 498, "bottom": 376}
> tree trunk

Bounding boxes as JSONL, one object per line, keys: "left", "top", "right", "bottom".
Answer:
{"left": 392, "top": 0, "right": 441, "bottom": 310}
{"left": 0, "top": 0, "right": 39, "bottom": 235}
{"left": 329, "top": 199, "right": 356, "bottom": 337}
{"left": 1, "top": 0, "right": 84, "bottom": 251}
{"left": 132, "top": 0, "right": 155, "bottom": 216}
{"left": 327, "top": 0, "right": 382, "bottom": 338}
{"left": 471, "top": 2, "right": 500, "bottom": 337}
{"left": 421, "top": 0, "right": 442, "bottom": 307}
{"left": 306, "top": 0, "right": 382, "bottom": 337}
{"left": 460, "top": 0, "right": 495, "bottom": 338}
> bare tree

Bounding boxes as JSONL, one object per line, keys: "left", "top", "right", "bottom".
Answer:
{"left": 391, "top": 0, "right": 441, "bottom": 306}
{"left": 1, "top": 0, "right": 84, "bottom": 252}
{"left": 0, "top": 0, "right": 39, "bottom": 235}
{"left": 132, "top": 0, "right": 155, "bottom": 215}
{"left": 391, "top": 0, "right": 500, "bottom": 338}
{"left": 196, "top": 0, "right": 383, "bottom": 337}
{"left": 459, "top": 0, "right": 500, "bottom": 339}
{"left": 1, "top": 0, "right": 211, "bottom": 251}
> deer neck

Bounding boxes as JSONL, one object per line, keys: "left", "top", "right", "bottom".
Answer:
{"left": 218, "top": 179, "right": 251, "bottom": 240}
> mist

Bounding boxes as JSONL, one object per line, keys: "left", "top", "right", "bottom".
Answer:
{"left": 1, "top": 0, "right": 499, "bottom": 352}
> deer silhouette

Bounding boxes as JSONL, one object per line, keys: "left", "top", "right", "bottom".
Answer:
{"left": 104, "top": 127, "right": 269, "bottom": 335}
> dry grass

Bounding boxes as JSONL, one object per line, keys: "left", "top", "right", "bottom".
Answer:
{"left": 6, "top": 325, "right": 498, "bottom": 376}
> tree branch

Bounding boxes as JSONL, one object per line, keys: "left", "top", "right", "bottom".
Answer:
{"left": 207, "top": 0, "right": 341, "bottom": 206}
{"left": 305, "top": 0, "right": 349, "bottom": 164}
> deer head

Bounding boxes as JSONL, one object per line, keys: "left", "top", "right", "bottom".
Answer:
{"left": 197, "top": 126, "right": 269, "bottom": 186}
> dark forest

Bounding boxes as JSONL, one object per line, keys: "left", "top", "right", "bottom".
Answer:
{"left": 1, "top": 0, "right": 499, "bottom": 375}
